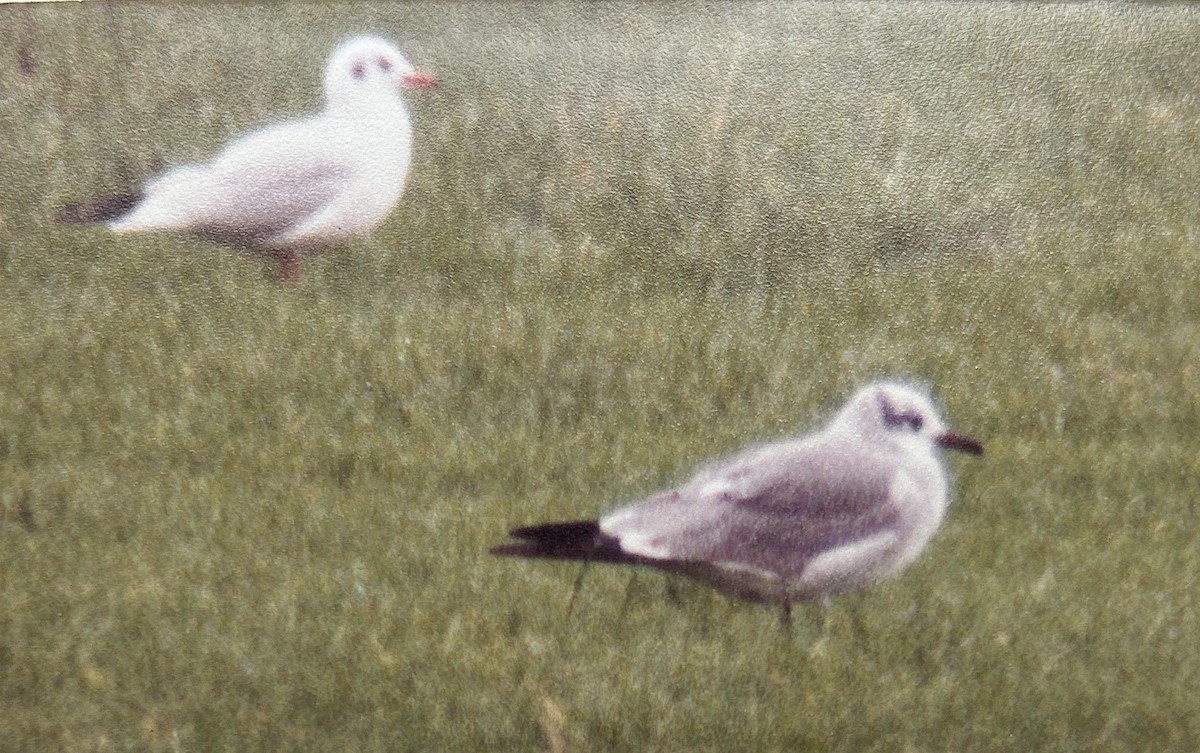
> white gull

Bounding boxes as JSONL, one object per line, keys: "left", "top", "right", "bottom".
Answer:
{"left": 491, "top": 381, "right": 984, "bottom": 624}
{"left": 62, "top": 35, "right": 437, "bottom": 280}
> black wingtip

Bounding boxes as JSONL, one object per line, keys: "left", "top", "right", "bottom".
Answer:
{"left": 57, "top": 192, "right": 143, "bottom": 225}
{"left": 509, "top": 519, "right": 600, "bottom": 542}
{"left": 487, "top": 518, "right": 664, "bottom": 565}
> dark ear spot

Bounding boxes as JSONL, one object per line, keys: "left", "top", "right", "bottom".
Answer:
{"left": 351, "top": 62, "right": 366, "bottom": 80}
{"left": 879, "top": 394, "right": 902, "bottom": 427}
{"left": 879, "top": 395, "right": 923, "bottom": 432}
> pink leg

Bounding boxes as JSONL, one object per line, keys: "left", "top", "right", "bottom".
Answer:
{"left": 276, "top": 253, "right": 302, "bottom": 282}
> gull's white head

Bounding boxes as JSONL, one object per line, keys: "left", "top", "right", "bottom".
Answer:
{"left": 324, "top": 35, "right": 438, "bottom": 110}
{"left": 831, "top": 381, "right": 984, "bottom": 456}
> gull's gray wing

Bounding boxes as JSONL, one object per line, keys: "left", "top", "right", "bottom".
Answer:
{"left": 601, "top": 440, "right": 901, "bottom": 579}
{"left": 193, "top": 161, "right": 352, "bottom": 248}
{"left": 133, "top": 117, "right": 355, "bottom": 248}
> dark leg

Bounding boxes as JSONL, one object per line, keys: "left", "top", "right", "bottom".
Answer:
{"left": 618, "top": 573, "right": 640, "bottom": 621}
{"left": 778, "top": 578, "right": 795, "bottom": 631}
{"left": 812, "top": 597, "right": 829, "bottom": 632}
{"left": 664, "top": 579, "right": 684, "bottom": 608}
{"left": 566, "top": 560, "right": 591, "bottom": 617}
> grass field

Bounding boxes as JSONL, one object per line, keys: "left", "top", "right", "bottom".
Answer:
{"left": 2, "top": 2, "right": 1199, "bottom": 751}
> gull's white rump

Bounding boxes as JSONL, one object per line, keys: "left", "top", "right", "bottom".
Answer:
{"left": 59, "top": 36, "right": 437, "bottom": 281}
{"left": 491, "top": 381, "right": 984, "bottom": 623}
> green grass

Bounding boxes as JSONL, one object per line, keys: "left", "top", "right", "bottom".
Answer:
{"left": 2, "top": 2, "right": 1199, "bottom": 751}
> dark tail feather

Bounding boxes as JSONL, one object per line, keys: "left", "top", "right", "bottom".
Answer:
{"left": 490, "top": 519, "right": 637, "bottom": 564}
{"left": 57, "top": 192, "right": 143, "bottom": 224}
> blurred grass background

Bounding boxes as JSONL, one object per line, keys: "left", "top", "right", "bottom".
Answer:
{"left": 1, "top": 1, "right": 1198, "bottom": 751}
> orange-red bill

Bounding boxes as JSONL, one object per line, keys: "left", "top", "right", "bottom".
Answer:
{"left": 402, "top": 70, "right": 439, "bottom": 90}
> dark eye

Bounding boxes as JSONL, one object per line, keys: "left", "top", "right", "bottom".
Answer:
{"left": 351, "top": 63, "right": 366, "bottom": 80}
{"left": 906, "top": 414, "right": 924, "bottom": 431}
{"left": 378, "top": 57, "right": 393, "bottom": 72}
